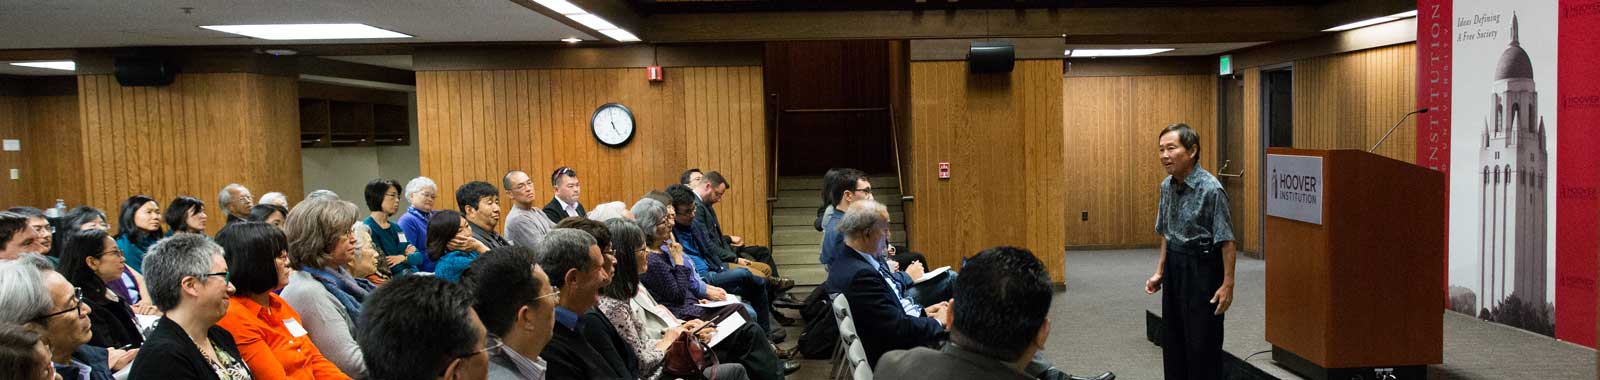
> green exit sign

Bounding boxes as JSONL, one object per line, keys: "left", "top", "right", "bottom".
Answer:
{"left": 1219, "top": 55, "right": 1233, "bottom": 76}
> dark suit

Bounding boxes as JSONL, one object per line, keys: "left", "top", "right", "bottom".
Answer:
{"left": 127, "top": 316, "right": 245, "bottom": 380}
{"left": 542, "top": 198, "right": 586, "bottom": 224}
{"left": 695, "top": 199, "right": 781, "bottom": 277}
{"left": 823, "top": 244, "right": 944, "bottom": 368}
{"left": 874, "top": 344, "right": 1034, "bottom": 380}
{"left": 541, "top": 307, "right": 633, "bottom": 380}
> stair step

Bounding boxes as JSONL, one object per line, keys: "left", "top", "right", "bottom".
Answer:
{"left": 786, "top": 264, "right": 828, "bottom": 286}
{"left": 772, "top": 204, "right": 903, "bottom": 216}
{"left": 773, "top": 193, "right": 902, "bottom": 208}
{"left": 771, "top": 211, "right": 907, "bottom": 227}
{"left": 776, "top": 176, "right": 900, "bottom": 191}
{"left": 776, "top": 251, "right": 818, "bottom": 266}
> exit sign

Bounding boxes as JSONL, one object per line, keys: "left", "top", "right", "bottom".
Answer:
{"left": 1219, "top": 55, "right": 1233, "bottom": 76}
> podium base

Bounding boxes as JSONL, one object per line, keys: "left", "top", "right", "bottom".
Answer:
{"left": 1271, "top": 346, "right": 1427, "bottom": 380}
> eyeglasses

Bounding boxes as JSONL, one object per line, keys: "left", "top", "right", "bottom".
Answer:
{"left": 849, "top": 187, "right": 874, "bottom": 195}
{"left": 535, "top": 287, "right": 561, "bottom": 303}
{"left": 442, "top": 337, "right": 505, "bottom": 376}
{"left": 30, "top": 224, "right": 54, "bottom": 234}
{"left": 199, "top": 271, "right": 230, "bottom": 283}
{"left": 34, "top": 287, "right": 85, "bottom": 322}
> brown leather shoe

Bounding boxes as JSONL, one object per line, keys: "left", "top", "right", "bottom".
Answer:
{"left": 774, "top": 345, "right": 799, "bottom": 359}
{"left": 768, "top": 277, "right": 796, "bottom": 292}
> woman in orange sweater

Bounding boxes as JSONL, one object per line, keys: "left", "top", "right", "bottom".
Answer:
{"left": 215, "top": 222, "right": 350, "bottom": 380}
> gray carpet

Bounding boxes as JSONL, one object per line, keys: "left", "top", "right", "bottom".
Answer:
{"left": 785, "top": 249, "right": 1597, "bottom": 379}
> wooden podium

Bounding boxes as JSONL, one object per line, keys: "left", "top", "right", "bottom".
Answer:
{"left": 1264, "top": 148, "right": 1444, "bottom": 380}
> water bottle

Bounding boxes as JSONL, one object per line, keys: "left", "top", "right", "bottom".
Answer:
{"left": 44, "top": 199, "right": 65, "bottom": 218}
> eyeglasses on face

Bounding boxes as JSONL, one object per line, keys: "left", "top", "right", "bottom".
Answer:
{"left": 199, "top": 271, "right": 230, "bottom": 283}
{"left": 34, "top": 287, "right": 85, "bottom": 322}
{"left": 534, "top": 287, "right": 561, "bottom": 303}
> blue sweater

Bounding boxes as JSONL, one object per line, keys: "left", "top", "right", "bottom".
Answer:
{"left": 433, "top": 251, "right": 479, "bottom": 282}
{"left": 397, "top": 207, "right": 431, "bottom": 258}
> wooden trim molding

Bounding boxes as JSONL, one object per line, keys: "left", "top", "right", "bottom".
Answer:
{"left": 414, "top": 44, "right": 763, "bottom": 71}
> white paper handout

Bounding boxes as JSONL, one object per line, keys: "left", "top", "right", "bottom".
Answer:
{"left": 914, "top": 266, "right": 951, "bottom": 284}
{"left": 707, "top": 312, "right": 745, "bottom": 347}
{"left": 695, "top": 294, "right": 742, "bottom": 309}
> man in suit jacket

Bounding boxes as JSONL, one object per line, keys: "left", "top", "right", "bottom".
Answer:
{"left": 874, "top": 246, "right": 1052, "bottom": 380}
{"left": 543, "top": 166, "right": 587, "bottom": 223}
{"left": 537, "top": 229, "right": 635, "bottom": 380}
{"left": 690, "top": 171, "right": 794, "bottom": 292}
{"left": 823, "top": 200, "right": 949, "bottom": 368}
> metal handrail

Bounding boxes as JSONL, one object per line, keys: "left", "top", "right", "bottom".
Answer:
{"left": 888, "top": 104, "right": 910, "bottom": 202}
{"left": 783, "top": 107, "right": 889, "bottom": 113}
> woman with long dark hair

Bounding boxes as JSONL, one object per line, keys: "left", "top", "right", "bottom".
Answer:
{"left": 115, "top": 195, "right": 163, "bottom": 272}
{"left": 55, "top": 228, "right": 144, "bottom": 349}
{"left": 422, "top": 210, "right": 486, "bottom": 282}
{"left": 247, "top": 204, "right": 289, "bottom": 230}
{"left": 163, "top": 196, "right": 208, "bottom": 235}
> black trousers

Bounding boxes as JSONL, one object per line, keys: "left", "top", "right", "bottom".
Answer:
{"left": 1161, "top": 246, "right": 1225, "bottom": 380}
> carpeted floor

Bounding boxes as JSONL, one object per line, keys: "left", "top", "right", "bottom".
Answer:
{"left": 784, "top": 249, "right": 1597, "bottom": 379}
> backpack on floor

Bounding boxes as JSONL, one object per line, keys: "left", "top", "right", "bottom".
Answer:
{"left": 796, "top": 286, "right": 838, "bottom": 359}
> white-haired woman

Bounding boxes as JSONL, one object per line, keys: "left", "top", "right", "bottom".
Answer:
{"left": 396, "top": 177, "right": 437, "bottom": 259}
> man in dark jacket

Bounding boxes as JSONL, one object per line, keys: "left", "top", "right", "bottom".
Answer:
{"left": 822, "top": 200, "right": 948, "bottom": 368}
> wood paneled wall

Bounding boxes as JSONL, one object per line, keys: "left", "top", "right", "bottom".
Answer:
{"left": 414, "top": 67, "right": 771, "bottom": 246}
{"left": 765, "top": 41, "right": 895, "bottom": 175}
{"left": 1291, "top": 43, "right": 1417, "bottom": 164}
{"left": 907, "top": 60, "right": 1065, "bottom": 283}
{"left": 0, "top": 93, "right": 82, "bottom": 209}
{"left": 1239, "top": 67, "right": 1264, "bottom": 254}
{"left": 1062, "top": 74, "right": 1218, "bottom": 249}
{"left": 79, "top": 73, "right": 304, "bottom": 236}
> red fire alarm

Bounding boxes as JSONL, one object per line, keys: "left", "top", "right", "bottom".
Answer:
{"left": 938, "top": 162, "right": 951, "bottom": 179}
{"left": 647, "top": 65, "right": 664, "bottom": 82}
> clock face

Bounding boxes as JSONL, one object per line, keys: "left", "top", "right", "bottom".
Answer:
{"left": 591, "top": 103, "right": 635, "bottom": 147}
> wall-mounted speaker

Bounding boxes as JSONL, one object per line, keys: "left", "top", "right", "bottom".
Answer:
{"left": 114, "top": 57, "right": 179, "bottom": 87}
{"left": 968, "top": 42, "right": 1015, "bottom": 74}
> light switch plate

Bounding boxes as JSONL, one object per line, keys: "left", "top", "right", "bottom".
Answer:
{"left": 8, "top": 169, "right": 17, "bottom": 180}
{"left": 2, "top": 140, "right": 18, "bottom": 151}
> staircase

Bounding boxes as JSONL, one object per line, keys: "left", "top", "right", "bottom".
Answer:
{"left": 770, "top": 175, "right": 907, "bottom": 290}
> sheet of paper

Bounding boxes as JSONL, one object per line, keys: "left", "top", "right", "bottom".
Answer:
{"left": 707, "top": 312, "right": 745, "bottom": 347}
{"left": 135, "top": 314, "right": 160, "bottom": 332}
{"left": 914, "top": 266, "right": 952, "bottom": 284}
{"left": 695, "top": 293, "right": 742, "bottom": 308}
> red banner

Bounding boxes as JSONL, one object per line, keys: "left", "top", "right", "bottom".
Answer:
{"left": 1555, "top": 0, "right": 1599, "bottom": 348}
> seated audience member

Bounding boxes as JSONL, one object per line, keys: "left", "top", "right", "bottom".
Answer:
{"left": 0, "top": 323, "right": 56, "bottom": 380}
{"left": 536, "top": 228, "right": 634, "bottom": 380}
{"left": 54, "top": 206, "right": 111, "bottom": 253}
{"left": 878, "top": 247, "right": 1111, "bottom": 380}
{"left": 356, "top": 275, "right": 489, "bottom": 380}
{"left": 165, "top": 196, "right": 210, "bottom": 235}
{"left": 425, "top": 210, "right": 488, "bottom": 282}
{"left": 249, "top": 204, "right": 290, "bottom": 230}
{"left": 460, "top": 245, "right": 556, "bottom": 380}
{"left": 680, "top": 168, "right": 704, "bottom": 188}
{"left": 812, "top": 168, "right": 846, "bottom": 233}
{"left": 7, "top": 207, "right": 53, "bottom": 257}
{"left": 666, "top": 185, "right": 777, "bottom": 341}
{"left": 215, "top": 222, "right": 350, "bottom": 380}
{"left": 818, "top": 168, "right": 869, "bottom": 268}
{"left": 1, "top": 211, "right": 39, "bottom": 260}
{"left": 220, "top": 183, "right": 255, "bottom": 226}
{"left": 128, "top": 234, "right": 249, "bottom": 379}
{"left": 398, "top": 176, "right": 439, "bottom": 259}
{"left": 348, "top": 224, "right": 388, "bottom": 286}
{"left": 259, "top": 192, "right": 290, "bottom": 209}
{"left": 280, "top": 198, "right": 371, "bottom": 377}
{"left": 543, "top": 167, "right": 587, "bottom": 223}
{"left": 634, "top": 198, "right": 712, "bottom": 320}
{"left": 1, "top": 255, "right": 133, "bottom": 380}
{"left": 55, "top": 229, "right": 144, "bottom": 349}
{"left": 501, "top": 170, "right": 558, "bottom": 250}
{"left": 690, "top": 172, "right": 788, "bottom": 288}
{"left": 823, "top": 200, "right": 948, "bottom": 368}
{"left": 305, "top": 190, "right": 339, "bottom": 201}
{"left": 115, "top": 195, "right": 163, "bottom": 272}
{"left": 361, "top": 179, "right": 415, "bottom": 276}
{"left": 457, "top": 181, "right": 509, "bottom": 251}
{"left": 886, "top": 246, "right": 958, "bottom": 309}
{"left": 598, "top": 219, "right": 765, "bottom": 380}
{"left": 587, "top": 201, "right": 630, "bottom": 222}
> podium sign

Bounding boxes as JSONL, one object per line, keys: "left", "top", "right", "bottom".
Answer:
{"left": 1267, "top": 154, "right": 1324, "bottom": 225}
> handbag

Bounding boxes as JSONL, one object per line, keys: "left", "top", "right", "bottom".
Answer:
{"left": 663, "top": 329, "right": 719, "bottom": 379}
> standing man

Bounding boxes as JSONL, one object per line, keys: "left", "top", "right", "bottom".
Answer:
{"left": 1144, "top": 123, "right": 1236, "bottom": 380}
{"left": 503, "top": 170, "right": 558, "bottom": 249}
{"left": 219, "top": 183, "right": 254, "bottom": 226}
{"left": 543, "top": 167, "right": 586, "bottom": 223}
{"left": 459, "top": 181, "right": 510, "bottom": 251}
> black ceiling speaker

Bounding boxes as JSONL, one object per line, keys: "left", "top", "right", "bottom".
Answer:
{"left": 968, "top": 42, "right": 1015, "bottom": 74}
{"left": 114, "top": 57, "right": 179, "bottom": 87}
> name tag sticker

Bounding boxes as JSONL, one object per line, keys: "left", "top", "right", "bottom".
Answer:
{"left": 397, "top": 234, "right": 408, "bottom": 244}
{"left": 284, "top": 318, "right": 309, "bottom": 337}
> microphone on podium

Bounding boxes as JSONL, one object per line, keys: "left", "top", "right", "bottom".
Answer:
{"left": 1369, "top": 108, "right": 1432, "bottom": 153}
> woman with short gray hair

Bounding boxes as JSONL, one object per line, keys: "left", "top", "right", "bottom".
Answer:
{"left": 280, "top": 198, "right": 371, "bottom": 377}
{"left": 397, "top": 176, "right": 438, "bottom": 259}
{"left": 127, "top": 233, "right": 250, "bottom": 379}
{"left": 0, "top": 257, "right": 53, "bottom": 326}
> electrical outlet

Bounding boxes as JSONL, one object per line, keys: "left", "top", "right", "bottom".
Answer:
{"left": 1081, "top": 211, "right": 1088, "bottom": 221}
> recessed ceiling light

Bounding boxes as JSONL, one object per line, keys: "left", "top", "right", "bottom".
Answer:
{"left": 532, "top": 0, "right": 586, "bottom": 15}
{"left": 10, "top": 61, "right": 75, "bottom": 71}
{"left": 1066, "top": 48, "right": 1173, "bottom": 57}
{"left": 598, "top": 29, "right": 641, "bottom": 42}
{"left": 199, "top": 23, "right": 411, "bottom": 40}
{"left": 561, "top": 37, "right": 582, "bottom": 43}
{"left": 1323, "top": 10, "right": 1416, "bottom": 32}
{"left": 567, "top": 14, "right": 618, "bottom": 31}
